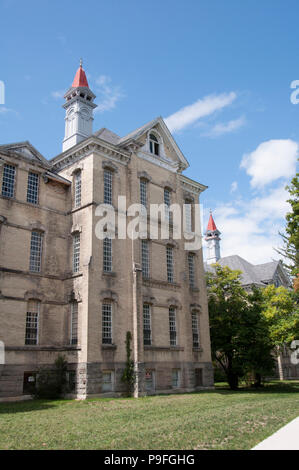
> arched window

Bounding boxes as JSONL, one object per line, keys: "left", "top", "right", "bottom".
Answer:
{"left": 72, "top": 232, "right": 80, "bottom": 273}
{"left": 143, "top": 303, "right": 152, "bottom": 345}
{"left": 70, "top": 301, "right": 78, "bottom": 345}
{"left": 102, "top": 301, "right": 113, "bottom": 344}
{"left": 191, "top": 310, "right": 200, "bottom": 348}
{"left": 149, "top": 133, "right": 159, "bottom": 156}
{"left": 25, "top": 300, "right": 40, "bottom": 345}
{"left": 74, "top": 171, "right": 81, "bottom": 208}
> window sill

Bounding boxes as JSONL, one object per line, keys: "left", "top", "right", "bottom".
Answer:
{"left": 101, "top": 344, "right": 117, "bottom": 350}
{"left": 6, "top": 345, "right": 81, "bottom": 351}
{"left": 190, "top": 287, "right": 200, "bottom": 293}
{"left": 144, "top": 345, "right": 184, "bottom": 352}
{"left": 102, "top": 271, "right": 117, "bottom": 278}
{"left": 192, "top": 347, "right": 203, "bottom": 352}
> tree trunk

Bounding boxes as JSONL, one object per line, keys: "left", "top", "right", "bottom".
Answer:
{"left": 254, "top": 372, "right": 262, "bottom": 387}
{"left": 227, "top": 370, "right": 239, "bottom": 390}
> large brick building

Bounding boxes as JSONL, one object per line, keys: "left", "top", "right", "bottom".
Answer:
{"left": 0, "top": 63, "right": 213, "bottom": 399}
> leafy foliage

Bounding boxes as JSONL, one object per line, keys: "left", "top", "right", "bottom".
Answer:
{"left": 207, "top": 265, "right": 275, "bottom": 389}
{"left": 121, "top": 331, "right": 135, "bottom": 396}
{"left": 34, "top": 355, "right": 69, "bottom": 399}
{"left": 277, "top": 173, "right": 299, "bottom": 277}
{"left": 260, "top": 284, "right": 299, "bottom": 347}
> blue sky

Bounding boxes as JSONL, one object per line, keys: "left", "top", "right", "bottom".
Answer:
{"left": 0, "top": 0, "right": 298, "bottom": 263}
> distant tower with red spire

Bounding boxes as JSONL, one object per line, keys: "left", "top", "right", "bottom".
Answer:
{"left": 62, "top": 59, "right": 97, "bottom": 152}
{"left": 205, "top": 211, "right": 221, "bottom": 265}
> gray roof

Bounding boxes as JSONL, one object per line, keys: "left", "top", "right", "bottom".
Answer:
{"left": 94, "top": 128, "right": 121, "bottom": 145}
{"left": 253, "top": 261, "right": 280, "bottom": 282}
{"left": 118, "top": 117, "right": 159, "bottom": 145}
{"left": 205, "top": 255, "right": 290, "bottom": 287}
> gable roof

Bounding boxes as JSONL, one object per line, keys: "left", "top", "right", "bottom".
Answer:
{"left": 0, "top": 141, "right": 50, "bottom": 168}
{"left": 253, "top": 261, "right": 280, "bottom": 282}
{"left": 216, "top": 255, "right": 264, "bottom": 286}
{"left": 117, "top": 116, "right": 189, "bottom": 169}
{"left": 205, "top": 255, "right": 291, "bottom": 288}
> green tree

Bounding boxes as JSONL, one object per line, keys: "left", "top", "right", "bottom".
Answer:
{"left": 35, "top": 355, "right": 69, "bottom": 399}
{"left": 260, "top": 284, "right": 299, "bottom": 347}
{"left": 207, "top": 265, "right": 274, "bottom": 390}
{"left": 121, "top": 331, "right": 135, "bottom": 396}
{"left": 277, "top": 173, "right": 299, "bottom": 277}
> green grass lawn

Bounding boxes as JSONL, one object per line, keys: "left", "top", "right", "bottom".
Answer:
{"left": 0, "top": 381, "right": 298, "bottom": 450}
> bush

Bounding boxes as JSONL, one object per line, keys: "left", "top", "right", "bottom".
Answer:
{"left": 34, "top": 355, "right": 69, "bottom": 399}
{"left": 213, "top": 365, "right": 226, "bottom": 383}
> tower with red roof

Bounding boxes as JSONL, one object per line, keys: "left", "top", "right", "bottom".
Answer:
{"left": 205, "top": 211, "right": 221, "bottom": 265}
{"left": 62, "top": 60, "right": 97, "bottom": 152}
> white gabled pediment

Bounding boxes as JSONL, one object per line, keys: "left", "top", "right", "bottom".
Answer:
{"left": 118, "top": 117, "right": 189, "bottom": 171}
{"left": 0, "top": 141, "right": 49, "bottom": 168}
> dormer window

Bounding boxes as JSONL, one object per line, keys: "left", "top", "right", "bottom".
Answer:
{"left": 149, "top": 133, "right": 159, "bottom": 156}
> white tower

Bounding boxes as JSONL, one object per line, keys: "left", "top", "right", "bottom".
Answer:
{"left": 62, "top": 60, "right": 97, "bottom": 152}
{"left": 205, "top": 211, "right": 221, "bottom": 265}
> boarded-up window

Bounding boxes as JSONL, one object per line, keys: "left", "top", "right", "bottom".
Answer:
{"left": 195, "top": 368, "right": 203, "bottom": 387}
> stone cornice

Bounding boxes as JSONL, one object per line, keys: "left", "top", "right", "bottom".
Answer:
{"left": 51, "top": 136, "right": 131, "bottom": 172}
{"left": 137, "top": 150, "right": 180, "bottom": 173}
{"left": 179, "top": 174, "right": 208, "bottom": 195}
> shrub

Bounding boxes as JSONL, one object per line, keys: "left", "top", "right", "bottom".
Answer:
{"left": 34, "top": 355, "right": 69, "bottom": 399}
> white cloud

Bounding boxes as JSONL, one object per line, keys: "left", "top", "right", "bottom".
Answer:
{"left": 94, "top": 75, "right": 124, "bottom": 113}
{"left": 51, "top": 90, "right": 65, "bottom": 100}
{"left": 241, "top": 139, "right": 298, "bottom": 188}
{"left": 203, "top": 115, "right": 246, "bottom": 138}
{"left": 230, "top": 181, "right": 238, "bottom": 193}
{"left": 204, "top": 183, "right": 290, "bottom": 265}
{"left": 0, "top": 106, "right": 18, "bottom": 116}
{"left": 164, "top": 92, "right": 237, "bottom": 133}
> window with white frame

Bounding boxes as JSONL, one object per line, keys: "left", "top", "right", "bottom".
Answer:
{"left": 172, "top": 369, "right": 180, "bottom": 388}
{"left": 27, "top": 172, "right": 39, "bottom": 205}
{"left": 140, "top": 179, "right": 147, "bottom": 208}
{"left": 143, "top": 303, "right": 152, "bottom": 346}
{"left": 70, "top": 301, "right": 78, "bottom": 345}
{"left": 166, "top": 245, "right": 174, "bottom": 283}
{"left": 104, "top": 169, "right": 112, "bottom": 205}
{"left": 141, "top": 239, "right": 150, "bottom": 279}
{"left": 188, "top": 253, "right": 195, "bottom": 288}
{"left": 102, "top": 302, "right": 112, "bottom": 344}
{"left": 103, "top": 237, "right": 112, "bottom": 272}
{"left": 74, "top": 171, "right": 81, "bottom": 208}
{"left": 73, "top": 233, "right": 80, "bottom": 273}
{"left": 25, "top": 300, "right": 40, "bottom": 345}
{"left": 29, "top": 231, "right": 43, "bottom": 273}
{"left": 191, "top": 311, "right": 200, "bottom": 348}
{"left": 149, "top": 133, "right": 159, "bottom": 156}
{"left": 164, "top": 188, "right": 171, "bottom": 222}
{"left": 169, "top": 306, "right": 177, "bottom": 346}
{"left": 2, "top": 164, "right": 16, "bottom": 198}
{"left": 102, "top": 370, "right": 114, "bottom": 392}
{"left": 185, "top": 202, "right": 192, "bottom": 232}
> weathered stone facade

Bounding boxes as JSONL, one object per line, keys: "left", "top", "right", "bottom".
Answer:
{"left": 0, "top": 66, "right": 213, "bottom": 400}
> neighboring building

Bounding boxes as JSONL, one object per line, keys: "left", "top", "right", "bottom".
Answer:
{"left": 204, "top": 212, "right": 298, "bottom": 379}
{"left": 0, "top": 62, "right": 213, "bottom": 399}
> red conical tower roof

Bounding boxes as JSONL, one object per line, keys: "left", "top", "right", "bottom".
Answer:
{"left": 206, "top": 211, "right": 217, "bottom": 232}
{"left": 72, "top": 59, "right": 89, "bottom": 88}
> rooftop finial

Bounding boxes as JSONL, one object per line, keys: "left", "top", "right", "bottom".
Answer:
{"left": 80, "top": 58, "right": 83, "bottom": 68}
